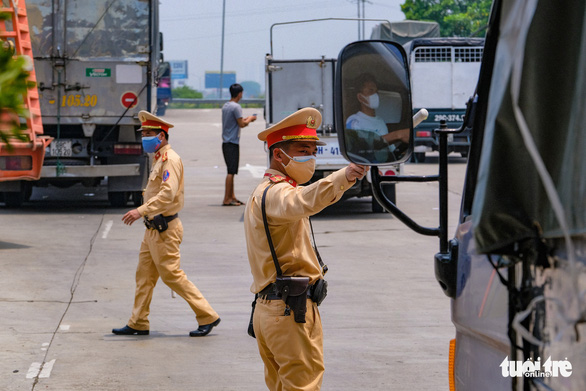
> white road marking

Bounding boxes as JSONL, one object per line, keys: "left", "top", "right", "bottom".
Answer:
{"left": 242, "top": 163, "right": 266, "bottom": 178}
{"left": 39, "top": 359, "right": 55, "bottom": 378}
{"left": 59, "top": 325, "right": 70, "bottom": 331}
{"left": 26, "top": 363, "right": 40, "bottom": 378}
{"left": 101, "top": 220, "right": 113, "bottom": 239}
{"left": 26, "top": 359, "right": 56, "bottom": 379}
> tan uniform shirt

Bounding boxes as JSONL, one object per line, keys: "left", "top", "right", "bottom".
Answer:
{"left": 244, "top": 168, "right": 355, "bottom": 293}
{"left": 137, "top": 144, "right": 184, "bottom": 218}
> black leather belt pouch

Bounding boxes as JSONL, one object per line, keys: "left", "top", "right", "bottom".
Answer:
{"left": 152, "top": 214, "right": 168, "bottom": 233}
{"left": 275, "top": 276, "right": 309, "bottom": 323}
{"left": 310, "top": 279, "right": 328, "bottom": 306}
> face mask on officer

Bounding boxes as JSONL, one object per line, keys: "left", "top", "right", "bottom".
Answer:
{"left": 142, "top": 132, "right": 163, "bottom": 153}
{"left": 359, "top": 92, "right": 380, "bottom": 110}
{"left": 279, "top": 148, "right": 316, "bottom": 184}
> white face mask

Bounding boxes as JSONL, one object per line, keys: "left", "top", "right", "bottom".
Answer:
{"left": 279, "top": 149, "right": 316, "bottom": 184}
{"left": 360, "top": 92, "right": 380, "bottom": 109}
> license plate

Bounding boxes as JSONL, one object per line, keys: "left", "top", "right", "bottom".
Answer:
{"left": 50, "top": 140, "right": 72, "bottom": 157}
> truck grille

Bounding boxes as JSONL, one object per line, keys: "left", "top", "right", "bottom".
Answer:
{"left": 455, "top": 47, "right": 483, "bottom": 62}
{"left": 414, "top": 47, "right": 483, "bottom": 63}
{"left": 414, "top": 47, "right": 452, "bottom": 62}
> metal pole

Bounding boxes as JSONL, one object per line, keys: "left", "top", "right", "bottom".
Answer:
{"left": 438, "top": 120, "right": 448, "bottom": 253}
{"left": 362, "top": 0, "right": 366, "bottom": 39}
{"left": 357, "top": 0, "right": 360, "bottom": 39}
{"left": 219, "top": 0, "right": 226, "bottom": 99}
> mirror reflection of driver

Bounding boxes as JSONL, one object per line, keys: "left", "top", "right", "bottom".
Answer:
{"left": 345, "top": 73, "right": 388, "bottom": 136}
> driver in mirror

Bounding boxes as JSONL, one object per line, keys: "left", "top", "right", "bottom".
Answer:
{"left": 345, "top": 73, "right": 409, "bottom": 162}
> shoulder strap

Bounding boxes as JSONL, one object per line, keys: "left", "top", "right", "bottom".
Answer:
{"left": 262, "top": 184, "right": 329, "bottom": 277}
{"left": 261, "top": 185, "right": 282, "bottom": 277}
{"left": 309, "top": 218, "right": 328, "bottom": 275}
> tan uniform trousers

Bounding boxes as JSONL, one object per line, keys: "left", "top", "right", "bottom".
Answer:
{"left": 253, "top": 297, "right": 324, "bottom": 391}
{"left": 128, "top": 219, "right": 218, "bottom": 330}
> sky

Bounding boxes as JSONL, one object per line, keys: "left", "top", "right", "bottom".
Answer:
{"left": 159, "top": 0, "right": 406, "bottom": 94}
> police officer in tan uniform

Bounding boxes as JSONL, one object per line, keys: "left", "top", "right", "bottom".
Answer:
{"left": 113, "top": 111, "right": 221, "bottom": 337}
{"left": 244, "top": 108, "right": 369, "bottom": 390}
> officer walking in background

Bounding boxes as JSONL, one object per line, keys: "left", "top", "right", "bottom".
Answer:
{"left": 113, "top": 111, "right": 221, "bottom": 337}
{"left": 244, "top": 108, "right": 369, "bottom": 390}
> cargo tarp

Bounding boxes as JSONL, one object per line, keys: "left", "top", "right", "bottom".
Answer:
{"left": 472, "top": 0, "right": 586, "bottom": 253}
{"left": 370, "top": 21, "right": 440, "bottom": 45}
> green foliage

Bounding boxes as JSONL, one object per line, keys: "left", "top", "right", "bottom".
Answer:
{"left": 172, "top": 85, "right": 203, "bottom": 99}
{"left": 0, "top": 38, "right": 33, "bottom": 148}
{"left": 401, "top": 0, "right": 492, "bottom": 37}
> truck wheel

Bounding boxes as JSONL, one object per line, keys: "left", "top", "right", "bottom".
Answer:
{"left": 383, "top": 183, "right": 396, "bottom": 205}
{"left": 415, "top": 152, "right": 426, "bottom": 163}
{"left": 4, "top": 191, "right": 25, "bottom": 207}
{"left": 108, "top": 191, "right": 129, "bottom": 207}
{"left": 132, "top": 191, "right": 143, "bottom": 207}
{"left": 372, "top": 196, "right": 384, "bottom": 213}
{"left": 371, "top": 184, "right": 396, "bottom": 213}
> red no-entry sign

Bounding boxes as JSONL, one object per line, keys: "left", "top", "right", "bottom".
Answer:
{"left": 121, "top": 92, "right": 139, "bottom": 108}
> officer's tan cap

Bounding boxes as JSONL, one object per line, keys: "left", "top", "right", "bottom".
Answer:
{"left": 137, "top": 110, "right": 174, "bottom": 133}
{"left": 258, "top": 107, "right": 326, "bottom": 148}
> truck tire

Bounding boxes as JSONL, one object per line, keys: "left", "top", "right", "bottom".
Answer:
{"left": 2, "top": 182, "right": 31, "bottom": 207}
{"left": 132, "top": 191, "right": 143, "bottom": 207}
{"left": 371, "top": 184, "right": 396, "bottom": 213}
{"left": 108, "top": 191, "right": 129, "bottom": 207}
{"left": 4, "top": 192, "right": 24, "bottom": 207}
{"left": 372, "top": 196, "right": 384, "bottom": 213}
{"left": 415, "top": 152, "right": 426, "bottom": 163}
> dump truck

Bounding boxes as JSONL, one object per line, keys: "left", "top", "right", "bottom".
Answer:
{"left": 0, "top": 0, "right": 164, "bottom": 207}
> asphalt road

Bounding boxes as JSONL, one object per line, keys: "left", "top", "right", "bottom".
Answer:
{"left": 0, "top": 109, "right": 468, "bottom": 391}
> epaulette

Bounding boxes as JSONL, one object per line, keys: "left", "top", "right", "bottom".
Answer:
{"left": 162, "top": 152, "right": 168, "bottom": 162}
{"left": 264, "top": 173, "right": 297, "bottom": 187}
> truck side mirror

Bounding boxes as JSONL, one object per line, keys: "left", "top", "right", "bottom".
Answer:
{"left": 335, "top": 41, "right": 413, "bottom": 165}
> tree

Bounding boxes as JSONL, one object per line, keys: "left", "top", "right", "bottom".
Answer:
{"left": 401, "top": 0, "right": 492, "bottom": 37}
{"left": 172, "top": 85, "right": 203, "bottom": 99}
{"left": 0, "top": 13, "right": 33, "bottom": 149}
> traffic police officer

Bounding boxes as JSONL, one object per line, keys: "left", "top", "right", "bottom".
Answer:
{"left": 113, "top": 111, "right": 220, "bottom": 337}
{"left": 244, "top": 107, "right": 369, "bottom": 390}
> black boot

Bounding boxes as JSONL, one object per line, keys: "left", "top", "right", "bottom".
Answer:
{"left": 189, "top": 318, "right": 221, "bottom": 337}
{"left": 112, "top": 325, "right": 149, "bottom": 335}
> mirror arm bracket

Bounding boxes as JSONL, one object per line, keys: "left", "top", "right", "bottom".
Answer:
{"left": 372, "top": 169, "right": 440, "bottom": 237}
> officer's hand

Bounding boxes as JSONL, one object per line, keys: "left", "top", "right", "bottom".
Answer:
{"left": 122, "top": 209, "right": 142, "bottom": 226}
{"left": 345, "top": 163, "right": 369, "bottom": 182}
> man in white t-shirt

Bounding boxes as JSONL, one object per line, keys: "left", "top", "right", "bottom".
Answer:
{"left": 345, "top": 73, "right": 410, "bottom": 163}
{"left": 345, "top": 73, "right": 387, "bottom": 136}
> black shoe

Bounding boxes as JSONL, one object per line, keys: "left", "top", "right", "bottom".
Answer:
{"left": 189, "top": 318, "right": 221, "bottom": 337}
{"left": 112, "top": 325, "right": 149, "bottom": 336}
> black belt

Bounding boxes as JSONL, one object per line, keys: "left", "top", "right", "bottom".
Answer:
{"left": 143, "top": 213, "right": 178, "bottom": 230}
{"left": 258, "top": 282, "right": 313, "bottom": 301}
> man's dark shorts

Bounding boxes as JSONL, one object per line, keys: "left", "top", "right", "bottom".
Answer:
{"left": 222, "top": 142, "right": 239, "bottom": 175}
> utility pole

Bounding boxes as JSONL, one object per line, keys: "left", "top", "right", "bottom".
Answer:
{"left": 219, "top": 0, "right": 226, "bottom": 99}
{"left": 357, "top": 0, "right": 361, "bottom": 39}
{"left": 355, "top": 0, "right": 369, "bottom": 40}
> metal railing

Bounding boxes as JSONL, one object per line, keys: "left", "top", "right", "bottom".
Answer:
{"left": 170, "top": 98, "right": 264, "bottom": 108}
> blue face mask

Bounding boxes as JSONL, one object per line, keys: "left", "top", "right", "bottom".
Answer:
{"left": 142, "top": 135, "right": 162, "bottom": 153}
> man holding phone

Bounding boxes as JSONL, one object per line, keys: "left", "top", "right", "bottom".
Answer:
{"left": 221, "top": 83, "right": 257, "bottom": 206}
